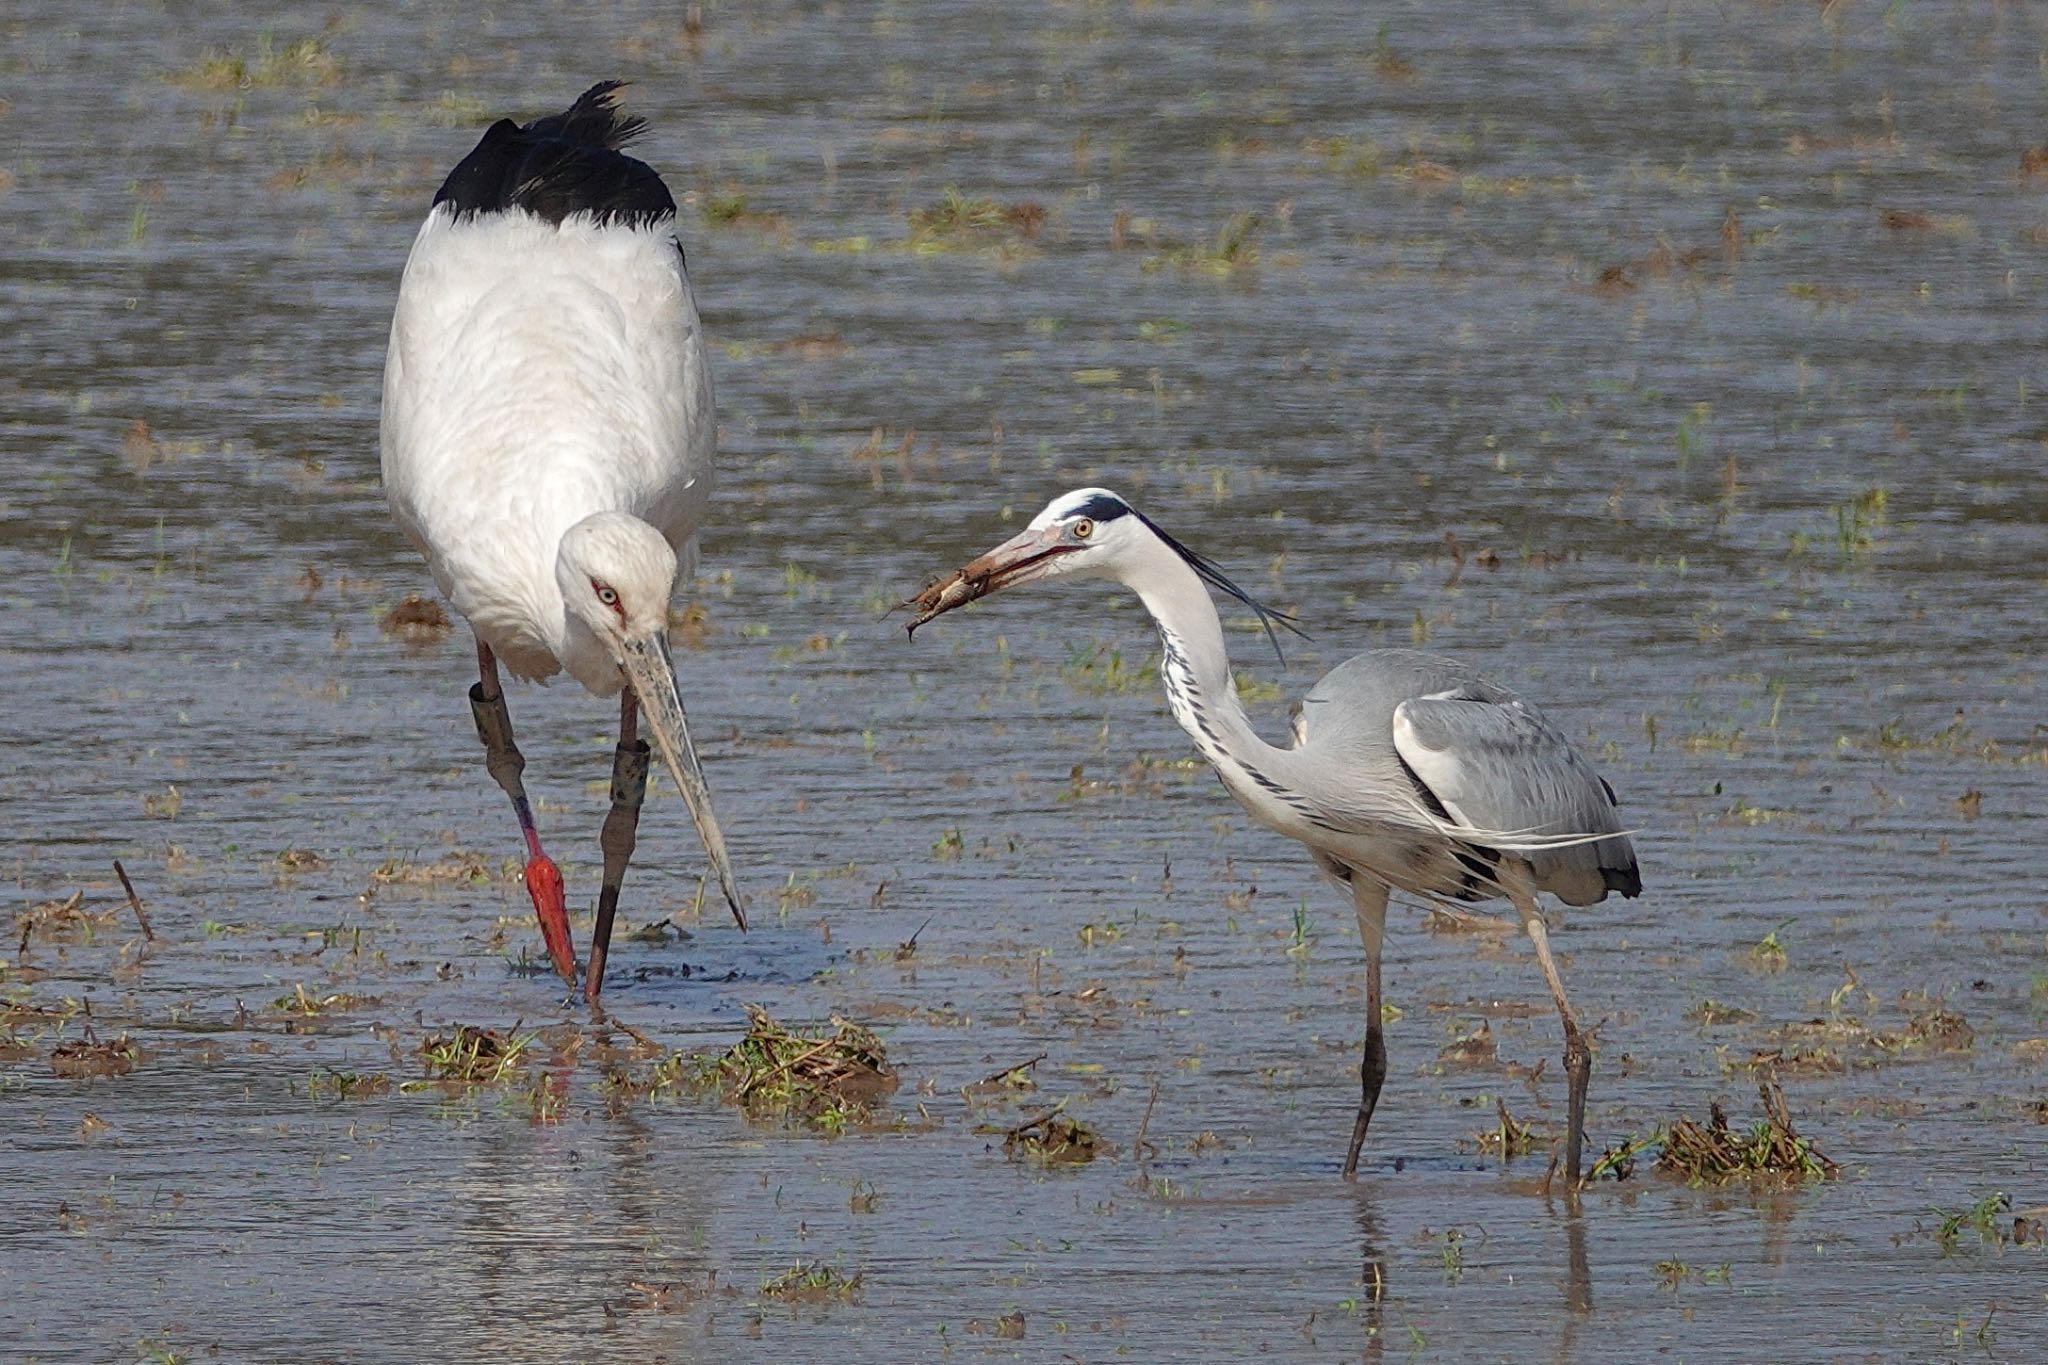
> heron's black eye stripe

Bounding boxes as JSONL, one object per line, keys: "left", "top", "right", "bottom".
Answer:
{"left": 1064, "top": 492, "right": 1132, "bottom": 523}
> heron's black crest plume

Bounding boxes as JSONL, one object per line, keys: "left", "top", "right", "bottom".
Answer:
{"left": 433, "top": 81, "right": 676, "bottom": 228}
{"left": 1132, "top": 508, "right": 1308, "bottom": 666}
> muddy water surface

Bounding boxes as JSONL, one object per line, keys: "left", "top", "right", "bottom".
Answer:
{"left": 5, "top": 1, "right": 2048, "bottom": 1360}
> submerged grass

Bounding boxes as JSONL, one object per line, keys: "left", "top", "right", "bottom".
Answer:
{"left": 413, "top": 1025, "right": 532, "bottom": 1086}
{"left": 760, "top": 1260, "right": 864, "bottom": 1303}
{"left": 908, "top": 187, "right": 1045, "bottom": 253}
{"left": 693, "top": 1005, "right": 895, "bottom": 1132}
{"left": 1589, "top": 1080, "right": 1837, "bottom": 1184}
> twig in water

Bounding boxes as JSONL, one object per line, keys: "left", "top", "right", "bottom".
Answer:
{"left": 1133, "top": 1078, "right": 1162, "bottom": 1165}
{"left": 113, "top": 860, "right": 154, "bottom": 941}
{"left": 968, "top": 1051, "right": 1047, "bottom": 1092}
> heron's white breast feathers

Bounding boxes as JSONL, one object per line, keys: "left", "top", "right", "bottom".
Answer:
{"left": 380, "top": 205, "right": 714, "bottom": 683}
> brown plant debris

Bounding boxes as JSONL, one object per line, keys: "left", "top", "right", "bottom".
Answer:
{"left": 696, "top": 1005, "right": 896, "bottom": 1131}
{"left": 1000, "top": 1103, "right": 1105, "bottom": 1164}
{"left": 51, "top": 1035, "right": 141, "bottom": 1079}
{"left": 1590, "top": 1079, "right": 1837, "bottom": 1183}
{"left": 417, "top": 1025, "right": 530, "bottom": 1085}
{"left": 1472, "top": 1097, "right": 1539, "bottom": 1158}
{"left": 1437, "top": 1020, "right": 1499, "bottom": 1069}
{"left": 759, "top": 1260, "right": 863, "bottom": 1303}
{"left": 379, "top": 593, "right": 452, "bottom": 642}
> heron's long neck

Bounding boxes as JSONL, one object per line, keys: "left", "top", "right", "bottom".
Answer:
{"left": 1125, "top": 544, "right": 1288, "bottom": 784}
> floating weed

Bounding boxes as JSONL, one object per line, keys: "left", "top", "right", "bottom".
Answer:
{"left": 1143, "top": 212, "right": 1262, "bottom": 275}
{"left": 269, "top": 984, "right": 374, "bottom": 1018}
{"left": 51, "top": 1035, "right": 141, "bottom": 1079}
{"left": 170, "top": 30, "right": 341, "bottom": 91}
{"left": 760, "top": 1259, "right": 864, "bottom": 1304}
{"left": 1471, "top": 1097, "right": 1538, "bottom": 1159}
{"left": 274, "top": 848, "right": 327, "bottom": 875}
{"left": 699, "top": 188, "right": 788, "bottom": 235}
{"left": 1061, "top": 642, "right": 1153, "bottom": 695}
{"left": 1591, "top": 1080, "right": 1837, "bottom": 1184}
{"left": 1000, "top": 1104, "right": 1105, "bottom": 1165}
{"left": 1874, "top": 997, "right": 1976, "bottom": 1054}
{"left": 1687, "top": 999, "right": 1756, "bottom": 1026}
{"left": 1077, "top": 921, "right": 1123, "bottom": 948}
{"left": 304, "top": 1068, "right": 391, "bottom": 1101}
{"left": 1437, "top": 1228, "right": 1464, "bottom": 1284}
{"left": 1746, "top": 919, "right": 1793, "bottom": 973}
{"left": 515, "top": 1072, "right": 568, "bottom": 1125}
{"left": 412, "top": 1025, "right": 532, "bottom": 1087}
{"left": 907, "top": 186, "right": 1045, "bottom": 254}
{"left": 380, "top": 593, "right": 452, "bottom": 643}
{"left": 693, "top": 1006, "right": 896, "bottom": 1132}
{"left": 370, "top": 851, "right": 507, "bottom": 886}
{"left": 1654, "top": 1260, "right": 1732, "bottom": 1290}
{"left": 1831, "top": 486, "right": 1889, "bottom": 561}
{"left": 1926, "top": 1194, "right": 2045, "bottom": 1254}
{"left": 14, "top": 890, "right": 119, "bottom": 945}
{"left": 601, "top": 1049, "right": 693, "bottom": 1111}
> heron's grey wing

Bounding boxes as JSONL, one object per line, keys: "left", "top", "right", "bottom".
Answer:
{"left": 1391, "top": 695, "right": 1640, "bottom": 907}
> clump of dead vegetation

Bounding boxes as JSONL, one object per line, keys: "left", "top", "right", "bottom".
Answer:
{"left": 50, "top": 1034, "right": 141, "bottom": 1079}
{"left": 379, "top": 593, "right": 452, "bottom": 643}
{"left": 304, "top": 1069, "right": 392, "bottom": 1100}
{"left": 692, "top": 1006, "right": 895, "bottom": 1132}
{"left": 907, "top": 186, "right": 1046, "bottom": 253}
{"left": 411, "top": 1025, "right": 532, "bottom": 1087}
{"left": 759, "top": 1260, "right": 864, "bottom": 1304}
{"left": 998, "top": 1102, "right": 1106, "bottom": 1165}
{"left": 368, "top": 851, "right": 509, "bottom": 886}
{"left": 1469, "top": 1097, "right": 1539, "bottom": 1158}
{"left": 1590, "top": 1080, "right": 1837, "bottom": 1184}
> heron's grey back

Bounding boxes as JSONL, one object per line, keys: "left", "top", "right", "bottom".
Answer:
{"left": 1294, "top": 649, "right": 1639, "bottom": 907}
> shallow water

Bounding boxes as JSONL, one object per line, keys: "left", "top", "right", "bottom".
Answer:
{"left": 5, "top": 1, "right": 2048, "bottom": 1359}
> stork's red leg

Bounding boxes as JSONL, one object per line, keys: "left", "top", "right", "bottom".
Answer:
{"left": 470, "top": 638, "right": 576, "bottom": 988}
{"left": 584, "top": 692, "right": 650, "bottom": 1004}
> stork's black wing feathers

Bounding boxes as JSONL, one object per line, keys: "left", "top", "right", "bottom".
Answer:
{"left": 433, "top": 82, "right": 675, "bottom": 228}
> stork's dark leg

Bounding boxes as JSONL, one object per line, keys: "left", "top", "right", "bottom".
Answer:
{"left": 470, "top": 638, "right": 576, "bottom": 988}
{"left": 584, "top": 692, "right": 650, "bottom": 1004}
{"left": 1505, "top": 864, "right": 1590, "bottom": 1185}
{"left": 1343, "top": 877, "right": 1391, "bottom": 1179}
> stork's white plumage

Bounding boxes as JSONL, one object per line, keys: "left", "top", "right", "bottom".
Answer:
{"left": 381, "top": 82, "right": 744, "bottom": 1001}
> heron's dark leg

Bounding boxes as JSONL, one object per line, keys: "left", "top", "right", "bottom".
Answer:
{"left": 1343, "top": 877, "right": 1391, "bottom": 1179}
{"left": 1504, "top": 865, "right": 1590, "bottom": 1185}
{"left": 584, "top": 692, "right": 650, "bottom": 1004}
{"left": 470, "top": 638, "right": 576, "bottom": 988}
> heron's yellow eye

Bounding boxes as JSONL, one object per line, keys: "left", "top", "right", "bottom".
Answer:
{"left": 1072, "top": 518, "right": 1094, "bottom": 540}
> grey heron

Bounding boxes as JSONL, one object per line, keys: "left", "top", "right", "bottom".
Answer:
{"left": 381, "top": 82, "right": 745, "bottom": 1002}
{"left": 908, "top": 488, "right": 1640, "bottom": 1180}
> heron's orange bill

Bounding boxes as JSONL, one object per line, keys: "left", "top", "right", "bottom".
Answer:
{"left": 905, "top": 526, "right": 1077, "bottom": 635}
{"left": 620, "top": 634, "right": 747, "bottom": 931}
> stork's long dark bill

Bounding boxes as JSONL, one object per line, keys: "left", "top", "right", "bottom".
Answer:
{"left": 906, "top": 526, "right": 1076, "bottom": 634}
{"left": 620, "top": 634, "right": 748, "bottom": 931}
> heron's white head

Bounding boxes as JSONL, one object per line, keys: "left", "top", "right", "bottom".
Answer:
{"left": 905, "top": 487, "right": 1302, "bottom": 660}
{"left": 553, "top": 511, "right": 747, "bottom": 930}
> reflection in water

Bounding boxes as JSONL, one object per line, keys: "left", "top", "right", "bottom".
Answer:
{"left": 1558, "top": 1196, "right": 1593, "bottom": 1365}
{"left": 1352, "top": 1191, "right": 1388, "bottom": 1365}
{"left": 1560, "top": 1192, "right": 1593, "bottom": 1318}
